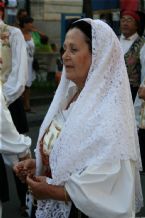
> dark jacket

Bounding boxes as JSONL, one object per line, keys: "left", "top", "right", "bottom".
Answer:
{"left": 0, "top": 154, "right": 9, "bottom": 202}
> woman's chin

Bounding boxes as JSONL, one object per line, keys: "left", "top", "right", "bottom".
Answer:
{"left": 66, "top": 74, "right": 72, "bottom": 81}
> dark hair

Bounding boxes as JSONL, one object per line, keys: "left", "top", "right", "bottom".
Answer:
{"left": 137, "top": 11, "right": 145, "bottom": 36}
{"left": 19, "top": 16, "right": 34, "bottom": 28}
{"left": 67, "top": 20, "right": 92, "bottom": 52}
{"left": 40, "top": 35, "right": 48, "bottom": 44}
{"left": 17, "top": 9, "right": 28, "bottom": 19}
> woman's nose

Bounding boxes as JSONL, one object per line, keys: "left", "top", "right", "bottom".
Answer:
{"left": 62, "top": 50, "right": 70, "bottom": 60}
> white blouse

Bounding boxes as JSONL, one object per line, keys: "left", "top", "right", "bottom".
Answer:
{"left": 65, "top": 159, "right": 136, "bottom": 218}
{"left": 0, "top": 82, "right": 31, "bottom": 163}
{"left": 43, "top": 102, "right": 137, "bottom": 218}
{"left": 0, "top": 20, "right": 28, "bottom": 106}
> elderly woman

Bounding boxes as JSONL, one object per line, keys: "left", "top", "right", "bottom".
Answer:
{"left": 14, "top": 19, "right": 143, "bottom": 218}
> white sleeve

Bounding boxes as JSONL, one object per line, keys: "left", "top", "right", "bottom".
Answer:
{"left": 65, "top": 160, "right": 135, "bottom": 218}
{"left": 0, "top": 89, "right": 31, "bottom": 155}
{"left": 140, "top": 43, "right": 145, "bottom": 82}
{"left": 2, "top": 27, "right": 28, "bottom": 106}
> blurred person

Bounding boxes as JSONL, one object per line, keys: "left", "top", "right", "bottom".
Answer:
{"left": 120, "top": 10, "right": 145, "bottom": 175}
{"left": 14, "top": 19, "right": 143, "bottom": 218}
{"left": 0, "top": 1, "right": 30, "bottom": 216}
{"left": 0, "top": 80, "right": 31, "bottom": 218}
{"left": 55, "top": 47, "right": 64, "bottom": 86}
{"left": 19, "top": 16, "right": 36, "bottom": 112}
{"left": 16, "top": 8, "right": 48, "bottom": 49}
{"left": 120, "top": 10, "right": 145, "bottom": 102}
{"left": 15, "top": 8, "right": 28, "bottom": 27}
{"left": 134, "top": 77, "right": 145, "bottom": 173}
{"left": 138, "top": 82, "right": 145, "bottom": 100}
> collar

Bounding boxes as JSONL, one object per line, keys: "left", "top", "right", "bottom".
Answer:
{"left": 121, "top": 33, "right": 139, "bottom": 41}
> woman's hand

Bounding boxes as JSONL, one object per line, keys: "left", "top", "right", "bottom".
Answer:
{"left": 27, "top": 175, "right": 48, "bottom": 200}
{"left": 13, "top": 158, "right": 36, "bottom": 183}
{"left": 26, "top": 175, "right": 70, "bottom": 202}
{"left": 138, "top": 87, "right": 145, "bottom": 100}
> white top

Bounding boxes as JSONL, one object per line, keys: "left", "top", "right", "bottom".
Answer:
{"left": 38, "top": 106, "right": 137, "bottom": 218}
{"left": 120, "top": 33, "right": 145, "bottom": 82}
{"left": 25, "top": 38, "right": 36, "bottom": 87}
{"left": 0, "top": 81, "right": 31, "bottom": 163}
{"left": 0, "top": 20, "right": 28, "bottom": 106}
{"left": 65, "top": 160, "right": 135, "bottom": 218}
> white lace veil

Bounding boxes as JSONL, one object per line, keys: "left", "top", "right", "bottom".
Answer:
{"left": 35, "top": 19, "right": 143, "bottom": 217}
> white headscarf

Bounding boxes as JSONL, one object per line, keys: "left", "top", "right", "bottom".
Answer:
{"left": 35, "top": 19, "right": 143, "bottom": 217}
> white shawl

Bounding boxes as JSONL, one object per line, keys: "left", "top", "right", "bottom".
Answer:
{"left": 35, "top": 19, "right": 143, "bottom": 217}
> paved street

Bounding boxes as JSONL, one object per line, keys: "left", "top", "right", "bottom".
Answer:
{"left": 2, "top": 103, "right": 145, "bottom": 218}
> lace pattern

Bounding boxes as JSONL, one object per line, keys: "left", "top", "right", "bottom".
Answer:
{"left": 36, "top": 200, "right": 71, "bottom": 218}
{"left": 35, "top": 19, "right": 143, "bottom": 217}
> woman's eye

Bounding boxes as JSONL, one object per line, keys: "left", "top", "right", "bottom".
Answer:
{"left": 70, "top": 48, "right": 78, "bottom": 53}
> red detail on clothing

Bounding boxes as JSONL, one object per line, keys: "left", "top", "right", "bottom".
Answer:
{"left": 122, "top": 10, "right": 140, "bottom": 22}
{"left": 45, "top": 169, "right": 52, "bottom": 178}
{"left": 127, "top": 56, "right": 137, "bottom": 65}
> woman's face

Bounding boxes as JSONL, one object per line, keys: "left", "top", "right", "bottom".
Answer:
{"left": 24, "top": 22, "right": 34, "bottom": 32}
{"left": 62, "top": 28, "right": 92, "bottom": 87}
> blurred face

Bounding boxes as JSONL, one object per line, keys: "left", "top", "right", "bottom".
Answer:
{"left": 24, "top": 22, "right": 34, "bottom": 32}
{"left": 19, "top": 11, "right": 27, "bottom": 19}
{"left": 120, "top": 15, "right": 138, "bottom": 38}
{"left": 62, "top": 28, "right": 92, "bottom": 88}
{"left": 0, "top": 8, "right": 4, "bottom": 20}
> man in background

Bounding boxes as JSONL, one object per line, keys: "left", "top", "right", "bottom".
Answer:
{"left": 120, "top": 10, "right": 145, "bottom": 102}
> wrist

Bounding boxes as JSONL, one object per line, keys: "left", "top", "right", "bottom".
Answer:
{"left": 18, "top": 149, "right": 32, "bottom": 161}
{"left": 46, "top": 184, "right": 70, "bottom": 203}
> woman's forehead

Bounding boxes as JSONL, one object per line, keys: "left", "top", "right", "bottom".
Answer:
{"left": 65, "top": 28, "right": 87, "bottom": 43}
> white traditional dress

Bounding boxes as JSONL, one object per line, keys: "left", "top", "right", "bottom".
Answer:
{"left": 0, "top": 82, "right": 31, "bottom": 157}
{"left": 0, "top": 19, "right": 28, "bottom": 106}
{"left": 35, "top": 19, "right": 143, "bottom": 218}
{"left": 0, "top": 19, "right": 29, "bottom": 163}
{"left": 0, "top": 80, "right": 31, "bottom": 217}
{"left": 0, "top": 25, "right": 31, "bottom": 159}
{"left": 0, "top": 18, "right": 30, "bottom": 216}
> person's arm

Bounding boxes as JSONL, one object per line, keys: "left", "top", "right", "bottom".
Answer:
{"left": 65, "top": 160, "right": 136, "bottom": 218}
{"left": 26, "top": 159, "right": 136, "bottom": 218}
{"left": 2, "top": 27, "right": 28, "bottom": 106}
{"left": 26, "top": 175, "right": 70, "bottom": 203}
{"left": 0, "top": 89, "right": 31, "bottom": 155}
{"left": 140, "top": 43, "right": 145, "bottom": 82}
{"left": 32, "top": 27, "right": 46, "bottom": 37}
{"left": 13, "top": 159, "right": 36, "bottom": 183}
